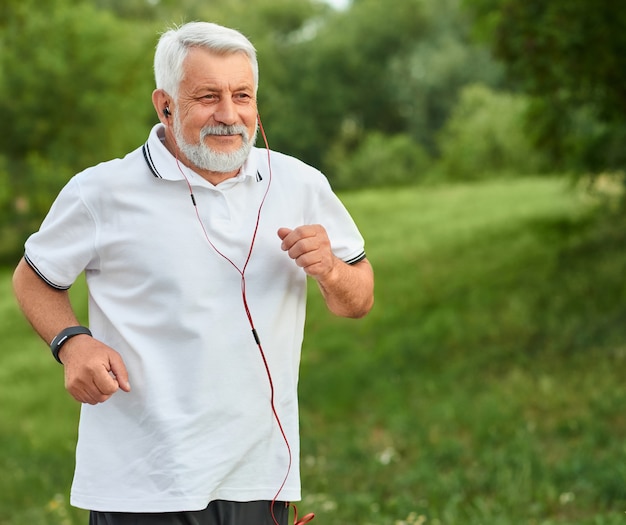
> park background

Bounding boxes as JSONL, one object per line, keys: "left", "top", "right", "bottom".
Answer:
{"left": 1, "top": 0, "right": 625, "bottom": 523}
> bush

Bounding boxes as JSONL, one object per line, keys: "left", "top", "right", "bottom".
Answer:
{"left": 0, "top": 1, "right": 156, "bottom": 263}
{"left": 436, "top": 83, "right": 548, "bottom": 180}
{"left": 326, "top": 130, "right": 432, "bottom": 190}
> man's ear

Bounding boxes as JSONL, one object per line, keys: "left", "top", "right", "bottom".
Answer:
{"left": 152, "top": 89, "right": 172, "bottom": 125}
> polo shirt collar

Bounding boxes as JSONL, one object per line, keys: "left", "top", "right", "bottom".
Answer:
{"left": 142, "top": 123, "right": 260, "bottom": 185}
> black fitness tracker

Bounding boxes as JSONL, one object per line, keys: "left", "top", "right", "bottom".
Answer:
{"left": 50, "top": 326, "right": 92, "bottom": 364}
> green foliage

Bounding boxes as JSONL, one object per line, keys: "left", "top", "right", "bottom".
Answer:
{"left": 3, "top": 178, "right": 625, "bottom": 524}
{"left": 0, "top": 154, "right": 72, "bottom": 266}
{"left": 266, "top": 0, "right": 506, "bottom": 174}
{"left": 388, "top": 0, "right": 505, "bottom": 153}
{"left": 436, "top": 83, "right": 548, "bottom": 180}
{"left": 0, "top": 1, "right": 155, "bottom": 167}
{"left": 0, "top": 0, "right": 156, "bottom": 263}
{"left": 0, "top": 156, "right": 18, "bottom": 264}
{"left": 326, "top": 130, "right": 431, "bottom": 189}
{"left": 264, "top": 0, "right": 430, "bottom": 170}
{"left": 465, "top": 0, "right": 626, "bottom": 173}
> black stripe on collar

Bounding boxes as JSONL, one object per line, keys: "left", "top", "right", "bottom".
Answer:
{"left": 142, "top": 143, "right": 162, "bottom": 179}
{"left": 143, "top": 142, "right": 263, "bottom": 182}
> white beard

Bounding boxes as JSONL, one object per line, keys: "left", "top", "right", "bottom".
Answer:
{"left": 172, "top": 116, "right": 258, "bottom": 173}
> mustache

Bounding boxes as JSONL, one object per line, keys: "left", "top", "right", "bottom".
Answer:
{"left": 200, "top": 124, "right": 249, "bottom": 139}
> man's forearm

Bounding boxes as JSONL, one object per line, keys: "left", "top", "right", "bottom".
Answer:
{"left": 316, "top": 258, "right": 374, "bottom": 318}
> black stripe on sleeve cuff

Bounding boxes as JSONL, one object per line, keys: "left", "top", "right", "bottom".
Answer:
{"left": 345, "top": 251, "right": 367, "bottom": 265}
{"left": 24, "top": 254, "right": 71, "bottom": 290}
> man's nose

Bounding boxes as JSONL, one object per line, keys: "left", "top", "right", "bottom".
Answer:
{"left": 213, "top": 98, "right": 237, "bottom": 126}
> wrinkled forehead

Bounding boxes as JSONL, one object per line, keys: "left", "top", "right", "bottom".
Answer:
{"left": 179, "top": 48, "right": 256, "bottom": 92}
{"left": 181, "top": 46, "right": 258, "bottom": 92}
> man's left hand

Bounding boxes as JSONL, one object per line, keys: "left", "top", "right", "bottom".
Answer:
{"left": 277, "top": 225, "right": 336, "bottom": 281}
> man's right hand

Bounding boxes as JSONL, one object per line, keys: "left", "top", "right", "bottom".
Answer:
{"left": 59, "top": 336, "right": 131, "bottom": 405}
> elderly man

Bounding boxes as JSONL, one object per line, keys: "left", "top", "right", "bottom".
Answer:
{"left": 13, "top": 21, "right": 373, "bottom": 525}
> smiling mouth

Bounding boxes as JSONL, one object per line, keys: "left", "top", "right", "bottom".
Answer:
{"left": 206, "top": 134, "right": 241, "bottom": 142}
{"left": 203, "top": 131, "right": 244, "bottom": 146}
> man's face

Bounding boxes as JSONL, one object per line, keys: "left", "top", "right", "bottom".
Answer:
{"left": 172, "top": 47, "right": 258, "bottom": 174}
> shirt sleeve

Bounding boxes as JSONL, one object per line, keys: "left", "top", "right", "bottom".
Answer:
{"left": 24, "top": 176, "right": 98, "bottom": 289}
{"left": 307, "top": 174, "right": 367, "bottom": 265}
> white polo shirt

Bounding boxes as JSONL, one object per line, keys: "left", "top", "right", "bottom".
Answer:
{"left": 24, "top": 124, "right": 366, "bottom": 512}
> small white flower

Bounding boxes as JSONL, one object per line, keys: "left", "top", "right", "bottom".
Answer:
{"left": 378, "top": 446, "right": 397, "bottom": 465}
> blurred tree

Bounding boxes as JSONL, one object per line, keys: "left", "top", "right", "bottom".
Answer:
{"left": 0, "top": 0, "right": 155, "bottom": 262}
{"left": 436, "top": 83, "right": 547, "bottom": 180}
{"left": 92, "top": 0, "right": 161, "bottom": 19}
{"left": 388, "top": 0, "right": 504, "bottom": 154}
{"left": 255, "top": 0, "right": 504, "bottom": 181}
{"left": 0, "top": 0, "right": 154, "bottom": 170}
{"left": 465, "top": 0, "right": 626, "bottom": 174}
{"left": 326, "top": 129, "right": 431, "bottom": 189}
{"left": 263, "top": 0, "right": 429, "bottom": 171}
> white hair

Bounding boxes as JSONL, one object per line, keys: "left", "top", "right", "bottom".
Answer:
{"left": 154, "top": 21, "right": 259, "bottom": 99}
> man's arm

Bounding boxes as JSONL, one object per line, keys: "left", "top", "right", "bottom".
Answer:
{"left": 12, "top": 258, "right": 130, "bottom": 404}
{"left": 277, "top": 226, "right": 374, "bottom": 318}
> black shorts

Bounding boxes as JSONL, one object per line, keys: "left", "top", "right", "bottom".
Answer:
{"left": 89, "top": 500, "right": 289, "bottom": 525}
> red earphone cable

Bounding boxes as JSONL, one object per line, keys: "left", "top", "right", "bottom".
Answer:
{"left": 175, "top": 116, "right": 314, "bottom": 525}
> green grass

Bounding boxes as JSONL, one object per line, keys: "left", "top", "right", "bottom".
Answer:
{"left": 1, "top": 177, "right": 625, "bottom": 525}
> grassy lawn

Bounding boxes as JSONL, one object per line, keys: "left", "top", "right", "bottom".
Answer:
{"left": 1, "top": 177, "right": 624, "bottom": 525}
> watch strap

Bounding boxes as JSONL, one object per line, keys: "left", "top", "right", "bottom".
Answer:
{"left": 50, "top": 326, "right": 92, "bottom": 364}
